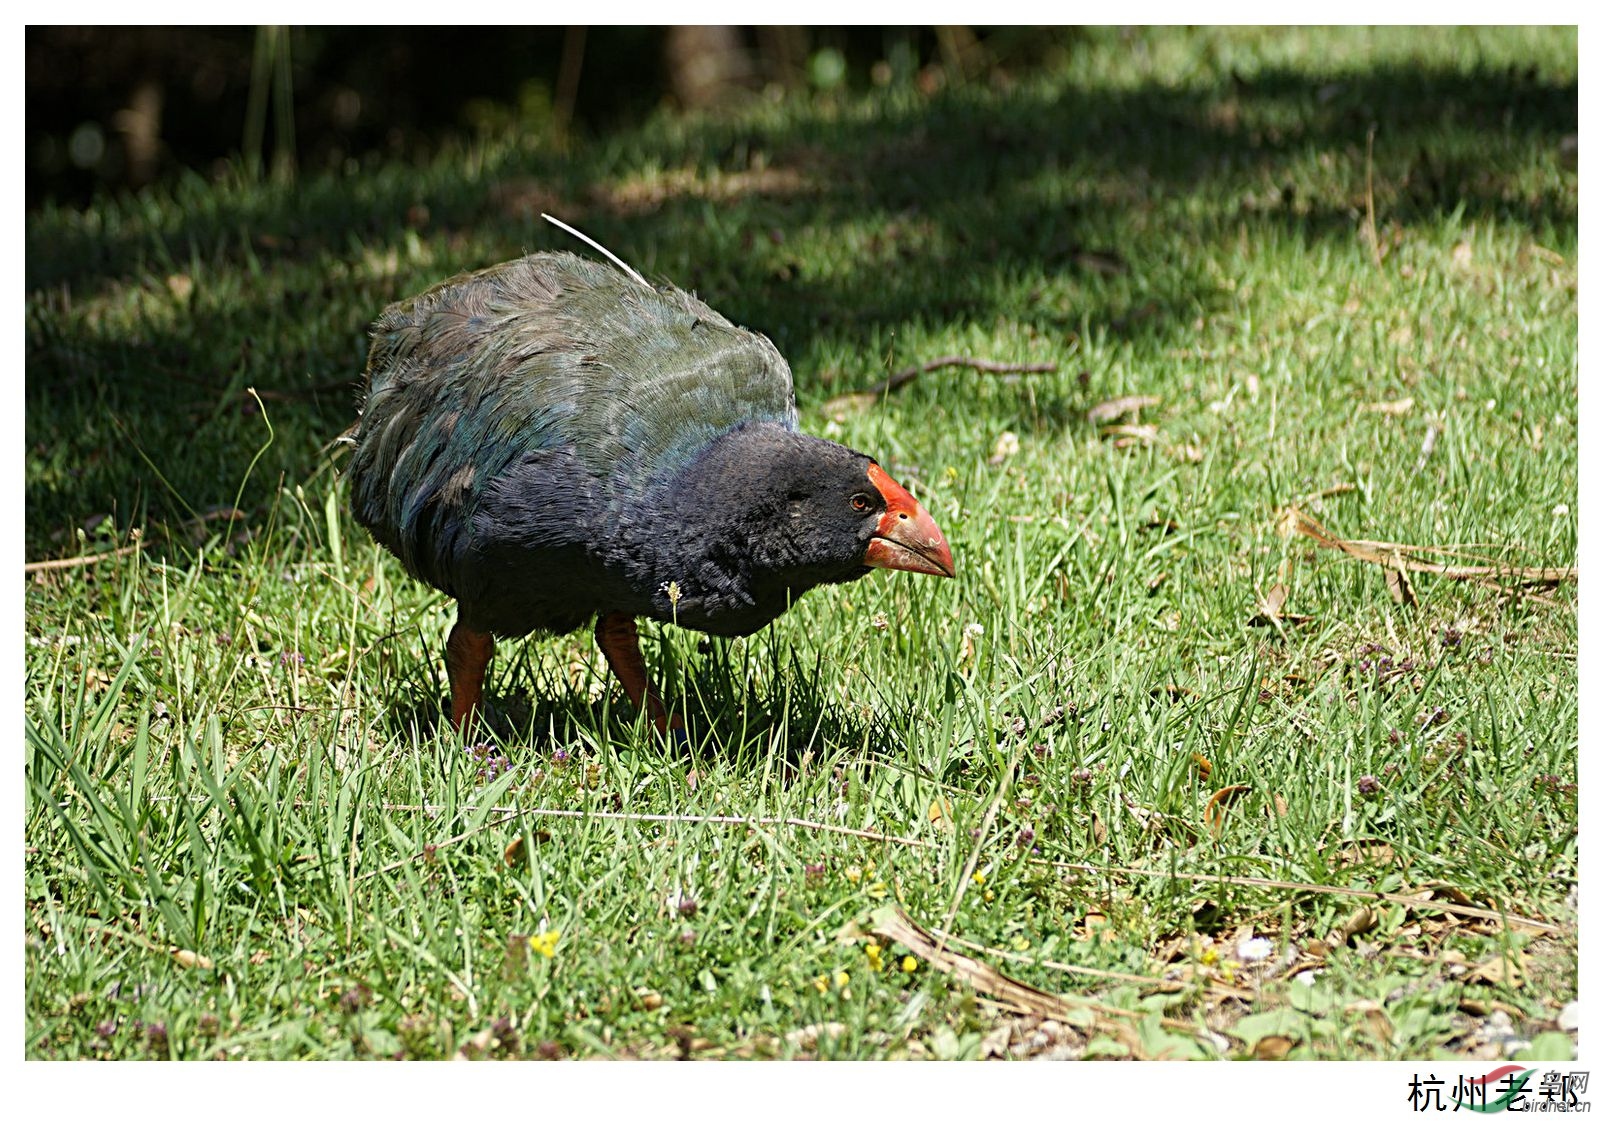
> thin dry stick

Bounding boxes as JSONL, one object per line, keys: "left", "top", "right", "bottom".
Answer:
{"left": 871, "top": 906, "right": 1211, "bottom": 1037}
{"left": 867, "top": 356, "right": 1057, "bottom": 397}
{"left": 24, "top": 543, "right": 142, "bottom": 574}
{"left": 872, "top": 905, "right": 1095, "bottom": 1024}
{"left": 1283, "top": 507, "right": 1575, "bottom": 585}
{"left": 1048, "top": 859, "right": 1566, "bottom": 935}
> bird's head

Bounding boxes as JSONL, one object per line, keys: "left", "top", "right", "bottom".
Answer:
{"left": 638, "top": 425, "right": 954, "bottom": 632}
{"left": 736, "top": 430, "right": 955, "bottom": 585}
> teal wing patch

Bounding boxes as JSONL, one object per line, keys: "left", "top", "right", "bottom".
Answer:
{"left": 347, "top": 252, "right": 797, "bottom": 584}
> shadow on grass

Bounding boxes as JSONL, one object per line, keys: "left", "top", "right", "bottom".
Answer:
{"left": 26, "top": 54, "right": 1576, "bottom": 555}
{"left": 374, "top": 624, "right": 893, "bottom": 774}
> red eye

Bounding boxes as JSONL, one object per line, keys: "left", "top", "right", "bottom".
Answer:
{"left": 851, "top": 493, "right": 872, "bottom": 512}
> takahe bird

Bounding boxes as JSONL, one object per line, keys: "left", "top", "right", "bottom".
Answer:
{"left": 346, "top": 243, "right": 954, "bottom": 737}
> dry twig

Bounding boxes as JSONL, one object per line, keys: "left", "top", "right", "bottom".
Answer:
{"left": 870, "top": 905, "right": 1090, "bottom": 1024}
{"left": 24, "top": 543, "right": 142, "bottom": 575}
{"left": 824, "top": 356, "right": 1057, "bottom": 415}
{"left": 1281, "top": 507, "right": 1575, "bottom": 588}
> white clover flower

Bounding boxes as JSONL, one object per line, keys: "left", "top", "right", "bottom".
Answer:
{"left": 1236, "top": 936, "right": 1274, "bottom": 962}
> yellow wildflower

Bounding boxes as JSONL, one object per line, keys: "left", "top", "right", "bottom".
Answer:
{"left": 834, "top": 970, "right": 850, "bottom": 989}
{"left": 901, "top": 956, "right": 918, "bottom": 973}
{"left": 865, "top": 881, "right": 888, "bottom": 898}
{"left": 813, "top": 974, "right": 829, "bottom": 993}
{"left": 530, "top": 929, "right": 560, "bottom": 958}
{"left": 865, "top": 944, "right": 884, "bottom": 972}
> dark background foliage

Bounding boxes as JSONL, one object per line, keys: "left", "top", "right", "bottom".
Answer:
{"left": 28, "top": 26, "right": 1072, "bottom": 206}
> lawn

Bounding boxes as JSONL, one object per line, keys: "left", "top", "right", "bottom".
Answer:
{"left": 24, "top": 25, "right": 1577, "bottom": 1061}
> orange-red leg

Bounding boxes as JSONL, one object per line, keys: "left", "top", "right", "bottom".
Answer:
{"left": 595, "top": 612, "right": 682, "bottom": 734}
{"left": 446, "top": 621, "right": 495, "bottom": 732}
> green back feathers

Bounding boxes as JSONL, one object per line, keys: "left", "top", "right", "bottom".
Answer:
{"left": 347, "top": 252, "right": 797, "bottom": 581}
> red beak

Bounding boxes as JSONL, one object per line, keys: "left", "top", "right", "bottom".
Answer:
{"left": 862, "top": 464, "right": 956, "bottom": 578}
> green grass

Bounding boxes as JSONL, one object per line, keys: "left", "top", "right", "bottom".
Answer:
{"left": 25, "top": 26, "right": 1577, "bottom": 1061}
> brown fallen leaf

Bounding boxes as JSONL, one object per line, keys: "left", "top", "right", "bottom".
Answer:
{"left": 1190, "top": 752, "right": 1212, "bottom": 780}
{"left": 784, "top": 1022, "right": 847, "bottom": 1050}
{"left": 1384, "top": 561, "right": 1417, "bottom": 606}
{"left": 1153, "top": 684, "right": 1200, "bottom": 701}
{"left": 979, "top": 1021, "right": 1015, "bottom": 1059}
{"left": 989, "top": 431, "right": 1021, "bottom": 465}
{"left": 928, "top": 798, "right": 952, "bottom": 827}
{"left": 667, "top": 1025, "right": 716, "bottom": 1057}
{"left": 1087, "top": 394, "right": 1161, "bottom": 425}
{"left": 1071, "top": 248, "right": 1129, "bottom": 276}
{"left": 1254, "top": 1034, "right": 1296, "bottom": 1060}
{"left": 453, "top": 1022, "right": 521, "bottom": 1060}
{"left": 171, "top": 948, "right": 214, "bottom": 970}
{"left": 1203, "top": 785, "right": 1252, "bottom": 835}
{"left": 1458, "top": 998, "right": 1525, "bottom": 1019}
{"left": 1332, "top": 906, "right": 1381, "bottom": 946}
{"left": 1406, "top": 883, "right": 1476, "bottom": 908}
{"left": 1250, "top": 583, "right": 1311, "bottom": 628}
{"left": 1105, "top": 423, "right": 1160, "bottom": 447}
{"left": 1347, "top": 1000, "right": 1395, "bottom": 1043}
{"left": 1467, "top": 953, "right": 1527, "bottom": 988}
{"left": 1336, "top": 839, "right": 1398, "bottom": 867}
